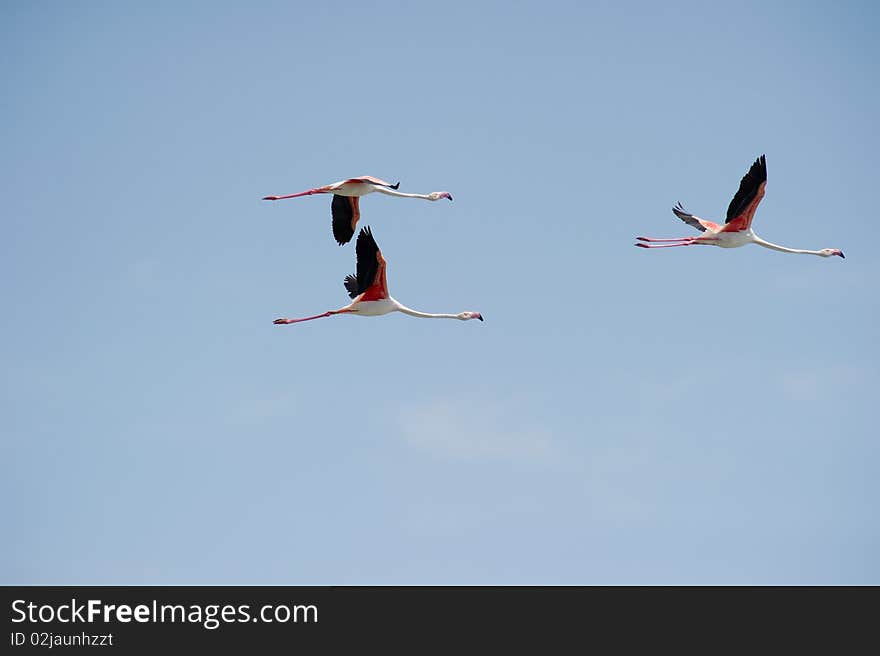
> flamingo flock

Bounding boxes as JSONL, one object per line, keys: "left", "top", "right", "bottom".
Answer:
{"left": 265, "top": 156, "right": 842, "bottom": 330}
{"left": 264, "top": 174, "right": 479, "bottom": 326}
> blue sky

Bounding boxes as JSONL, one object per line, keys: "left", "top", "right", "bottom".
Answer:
{"left": 2, "top": 0, "right": 877, "bottom": 584}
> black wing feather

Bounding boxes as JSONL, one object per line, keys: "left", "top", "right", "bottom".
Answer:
{"left": 342, "top": 226, "right": 380, "bottom": 298}
{"left": 344, "top": 274, "right": 359, "bottom": 299}
{"left": 726, "top": 155, "right": 767, "bottom": 223}
{"left": 672, "top": 202, "right": 706, "bottom": 232}
{"left": 331, "top": 194, "right": 355, "bottom": 245}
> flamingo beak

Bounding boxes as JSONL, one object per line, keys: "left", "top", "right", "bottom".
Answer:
{"left": 445, "top": 193, "right": 453, "bottom": 201}
{"left": 477, "top": 313, "right": 484, "bottom": 321}
{"left": 837, "top": 251, "right": 845, "bottom": 258}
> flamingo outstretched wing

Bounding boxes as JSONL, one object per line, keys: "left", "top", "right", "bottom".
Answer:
{"left": 331, "top": 195, "right": 360, "bottom": 245}
{"left": 724, "top": 155, "right": 767, "bottom": 232}
{"left": 672, "top": 202, "right": 720, "bottom": 232}
{"left": 344, "top": 226, "right": 388, "bottom": 301}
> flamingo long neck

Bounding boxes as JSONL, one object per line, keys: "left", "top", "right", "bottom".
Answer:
{"left": 374, "top": 187, "right": 434, "bottom": 200}
{"left": 394, "top": 302, "right": 459, "bottom": 320}
{"left": 751, "top": 234, "right": 825, "bottom": 256}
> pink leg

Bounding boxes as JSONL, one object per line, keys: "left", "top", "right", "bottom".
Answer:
{"left": 635, "top": 235, "right": 717, "bottom": 248}
{"left": 262, "top": 187, "right": 326, "bottom": 201}
{"left": 635, "top": 242, "right": 696, "bottom": 249}
{"left": 636, "top": 236, "right": 699, "bottom": 242}
{"left": 274, "top": 312, "right": 331, "bottom": 324}
{"left": 273, "top": 308, "right": 352, "bottom": 325}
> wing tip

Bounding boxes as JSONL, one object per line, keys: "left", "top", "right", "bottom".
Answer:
{"left": 358, "top": 224, "right": 377, "bottom": 247}
{"left": 344, "top": 273, "right": 359, "bottom": 298}
{"left": 331, "top": 194, "right": 356, "bottom": 245}
{"left": 672, "top": 201, "right": 690, "bottom": 217}
{"left": 752, "top": 154, "right": 767, "bottom": 182}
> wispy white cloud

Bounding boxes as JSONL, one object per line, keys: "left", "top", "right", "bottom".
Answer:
{"left": 397, "top": 397, "right": 554, "bottom": 462}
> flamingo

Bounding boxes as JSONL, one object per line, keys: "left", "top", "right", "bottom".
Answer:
{"left": 262, "top": 175, "right": 453, "bottom": 245}
{"left": 273, "top": 226, "right": 483, "bottom": 325}
{"left": 635, "top": 155, "right": 844, "bottom": 258}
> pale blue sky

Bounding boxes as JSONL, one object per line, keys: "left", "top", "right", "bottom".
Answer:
{"left": 2, "top": 0, "right": 877, "bottom": 584}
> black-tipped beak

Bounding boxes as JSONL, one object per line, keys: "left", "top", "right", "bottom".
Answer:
{"left": 447, "top": 194, "right": 454, "bottom": 201}
{"left": 478, "top": 314, "right": 484, "bottom": 321}
{"left": 838, "top": 251, "right": 845, "bottom": 258}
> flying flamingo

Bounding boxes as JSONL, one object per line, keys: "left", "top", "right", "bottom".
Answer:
{"left": 635, "top": 155, "right": 844, "bottom": 258}
{"left": 273, "top": 226, "right": 483, "bottom": 326}
{"left": 263, "top": 175, "right": 453, "bottom": 245}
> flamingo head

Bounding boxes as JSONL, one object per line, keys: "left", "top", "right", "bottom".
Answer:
{"left": 458, "top": 312, "right": 483, "bottom": 322}
{"left": 429, "top": 191, "right": 453, "bottom": 201}
{"left": 820, "top": 248, "right": 845, "bottom": 258}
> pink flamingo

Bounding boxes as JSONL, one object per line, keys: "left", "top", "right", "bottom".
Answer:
{"left": 263, "top": 175, "right": 452, "bottom": 245}
{"left": 273, "top": 226, "right": 483, "bottom": 325}
{"left": 636, "top": 155, "right": 844, "bottom": 258}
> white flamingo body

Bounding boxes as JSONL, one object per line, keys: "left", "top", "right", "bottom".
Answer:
{"left": 273, "top": 226, "right": 482, "bottom": 326}
{"left": 345, "top": 298, "right": 396, "bottom": 316}
{"left": 263, "top": 175, "right": 453, "bottom": 245}
{"left": 324, "top": 180, "right": 384, "bottom": 197}
{"left": 723, "top": 231, "right": 754, "bottom": 248}
{"left": 635, "top": 155, "right": 844, "bottom": 258}
{"left": 694, "top": 228, "right": 754, "bottom": 248}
